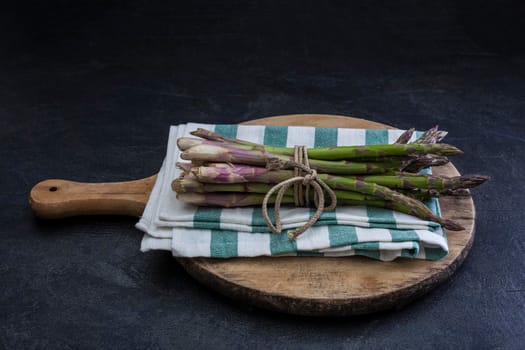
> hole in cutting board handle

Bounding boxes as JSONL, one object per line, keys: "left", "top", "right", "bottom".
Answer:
{"left": 49, "top": 186, "right": 58, "bottom": 192}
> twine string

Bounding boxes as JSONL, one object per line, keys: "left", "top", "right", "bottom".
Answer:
{"left": 261, "top": 146, "right": 337, "bottom": 240}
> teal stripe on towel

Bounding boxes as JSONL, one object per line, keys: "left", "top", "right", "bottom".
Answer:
{"left": 365, "top": 129, "right": 389, "bottom": 145}
{"left": 264, "top": 126, "right": 288, "bottom": 147}
{"left": 314, "top": 127, "right": 338, "bottom": 147}
{"left": 401, "top": 242, "right": 420, "bottom": 258}
{"left": 319, "top": 210, "right": 337, "bottom": 223}
{"left": 366, "top": 206, "right": 397, "bottom": 229}
{"left": 423, "top": 246, "right": 448, "bottom": 261}
{"left": 328, "top": 225, "right": 358, "bottom": 247}
{"left": 210, "top": 230, "right": 238, "bottom": 258}
{"left": 193, "top": 208, "right": 222, "bottom": 227}
{"left": 251, "top": 207, "right": 274, "bottom": 231}
{"left": 214, "top": 124, "right": 238, "bottom": 138}
{"left": 308, "top": 198, "right": 338, "bottom": 225}
{"left": 389, "top": 229, "right": 420, "bottom": 242}
{"left": 425, "top": 198, "right": 440, "bottom": 218}
{"left": 270, "top": 233, "right": 297, "bottom": 255}
{"left": 354, "top": 241, "right": 381, "bottom": 260}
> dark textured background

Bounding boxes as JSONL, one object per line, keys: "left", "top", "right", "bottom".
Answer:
{"left": 1, "top": 0, "right": 524, "bottom": 349}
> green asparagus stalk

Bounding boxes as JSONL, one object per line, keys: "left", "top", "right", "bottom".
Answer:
{"left": 181, "top": 144, "right": 402, "bottom": 175}
{"left": 329, "top": 154, "right": 439, "bottom": 163}
{"left": 182, "top": 130, "right": 463, "bottom": 160}
{"left": 354, "top": 174, "right": 488, "bottom": 190}
{"left": 189, "top": 164, "right": 488, "bottom": 191}
{"left": 338, "top": 154, "right": 449, "bottom": 173}
{"left": 401, "top": 188, "right": 472, "bottom": 198}
{"left": 173, "top": 176, "right": 407, "bottom": 201}
{"left": 301, "top": 143, "right": 462, "bottom": 161}
{"left": 174, "top": 171, "right": 476, "bottom": 202}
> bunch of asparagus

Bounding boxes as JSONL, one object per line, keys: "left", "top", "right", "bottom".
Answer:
{"left": 173, "top": 126, "right": 489, "bottom": 232}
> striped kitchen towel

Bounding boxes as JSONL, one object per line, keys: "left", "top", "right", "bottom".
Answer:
{"left": 136, "top": 123, "right": 448, "bottom": 261}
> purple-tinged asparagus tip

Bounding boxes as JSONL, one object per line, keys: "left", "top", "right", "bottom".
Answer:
{"left": 413, "top": 125, "right": 448, "bottom": 144}
{"left": 459, "top": 175, "right": 490, "bottom": 188}
{"left": 190, "top": 128, "right": 225, "bottom": 142}
{"left": 394, "top": 128, "right": 415, "bottom": 144}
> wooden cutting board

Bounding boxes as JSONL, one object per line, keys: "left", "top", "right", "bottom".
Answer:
{"left": 29, "top": 114, "right": 475, "bottom": 316}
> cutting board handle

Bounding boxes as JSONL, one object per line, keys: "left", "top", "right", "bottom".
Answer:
{"left": 29, "top": 176, "right": 156, "bottom": 219}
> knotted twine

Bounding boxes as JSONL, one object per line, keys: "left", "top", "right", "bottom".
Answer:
{"left": 262, "top": 146, "right": 337, "bottom": 240}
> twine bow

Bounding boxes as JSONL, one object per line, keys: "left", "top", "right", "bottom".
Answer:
{"left": 262, "top": 145, "right": 337, "bottom": 240}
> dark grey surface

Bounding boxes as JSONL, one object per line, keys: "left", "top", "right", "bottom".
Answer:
{"left": 1, "top": 1, "right": 524, "bottom": 349}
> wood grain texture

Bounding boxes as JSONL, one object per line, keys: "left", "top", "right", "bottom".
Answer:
{"left": 28, "top": 114, "right": 475, "bottom": 316}
{"left": 30, "top": 176, "right": 156, "bottom": 218}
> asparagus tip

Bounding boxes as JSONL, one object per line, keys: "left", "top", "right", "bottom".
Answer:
{"left": 413, "top": 125, "right": 448, "bottom": 144}
{"left": 394, "top": 128, "right": 415, "bottom": 144}
{"left": 442, "top": 144, "right": 463, "bottom": 156}
{"left": 459, "top": 175, "right": 490, "bottom": 188}
{"left": 442, "top": 219, "right": 465, "bottom": 231}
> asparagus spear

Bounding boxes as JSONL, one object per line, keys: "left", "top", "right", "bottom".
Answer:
{"left": 189, "top": 164, "right": 488, "bottom": 191}
{"left": 174, "top": 170, "right": 481, "bottom": 202}
{"left": 326, "top": 154, "right": 438, "bottom": 163}
{"left": 173, "top": 176, "right": 407, "bottom": 201}
{"left": 354, "top": 174, "right": 488, "bottom": 190}
{"left": 401, "top": 154, "right": 450, "bottom": 172}
{"left": 181, "top": 144, "right": 402, "bottom": 175}
{"left": 399, "top": 188, "right": 472, "bottom": 199}
{"left": 181, "top": 131, "right": 463, "bottom": 160}
{"left": 302, "top": 143, "right": 461, "bottom": 161}
{"left": 190, "top": 128, "right": 258, "bottom": 146}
